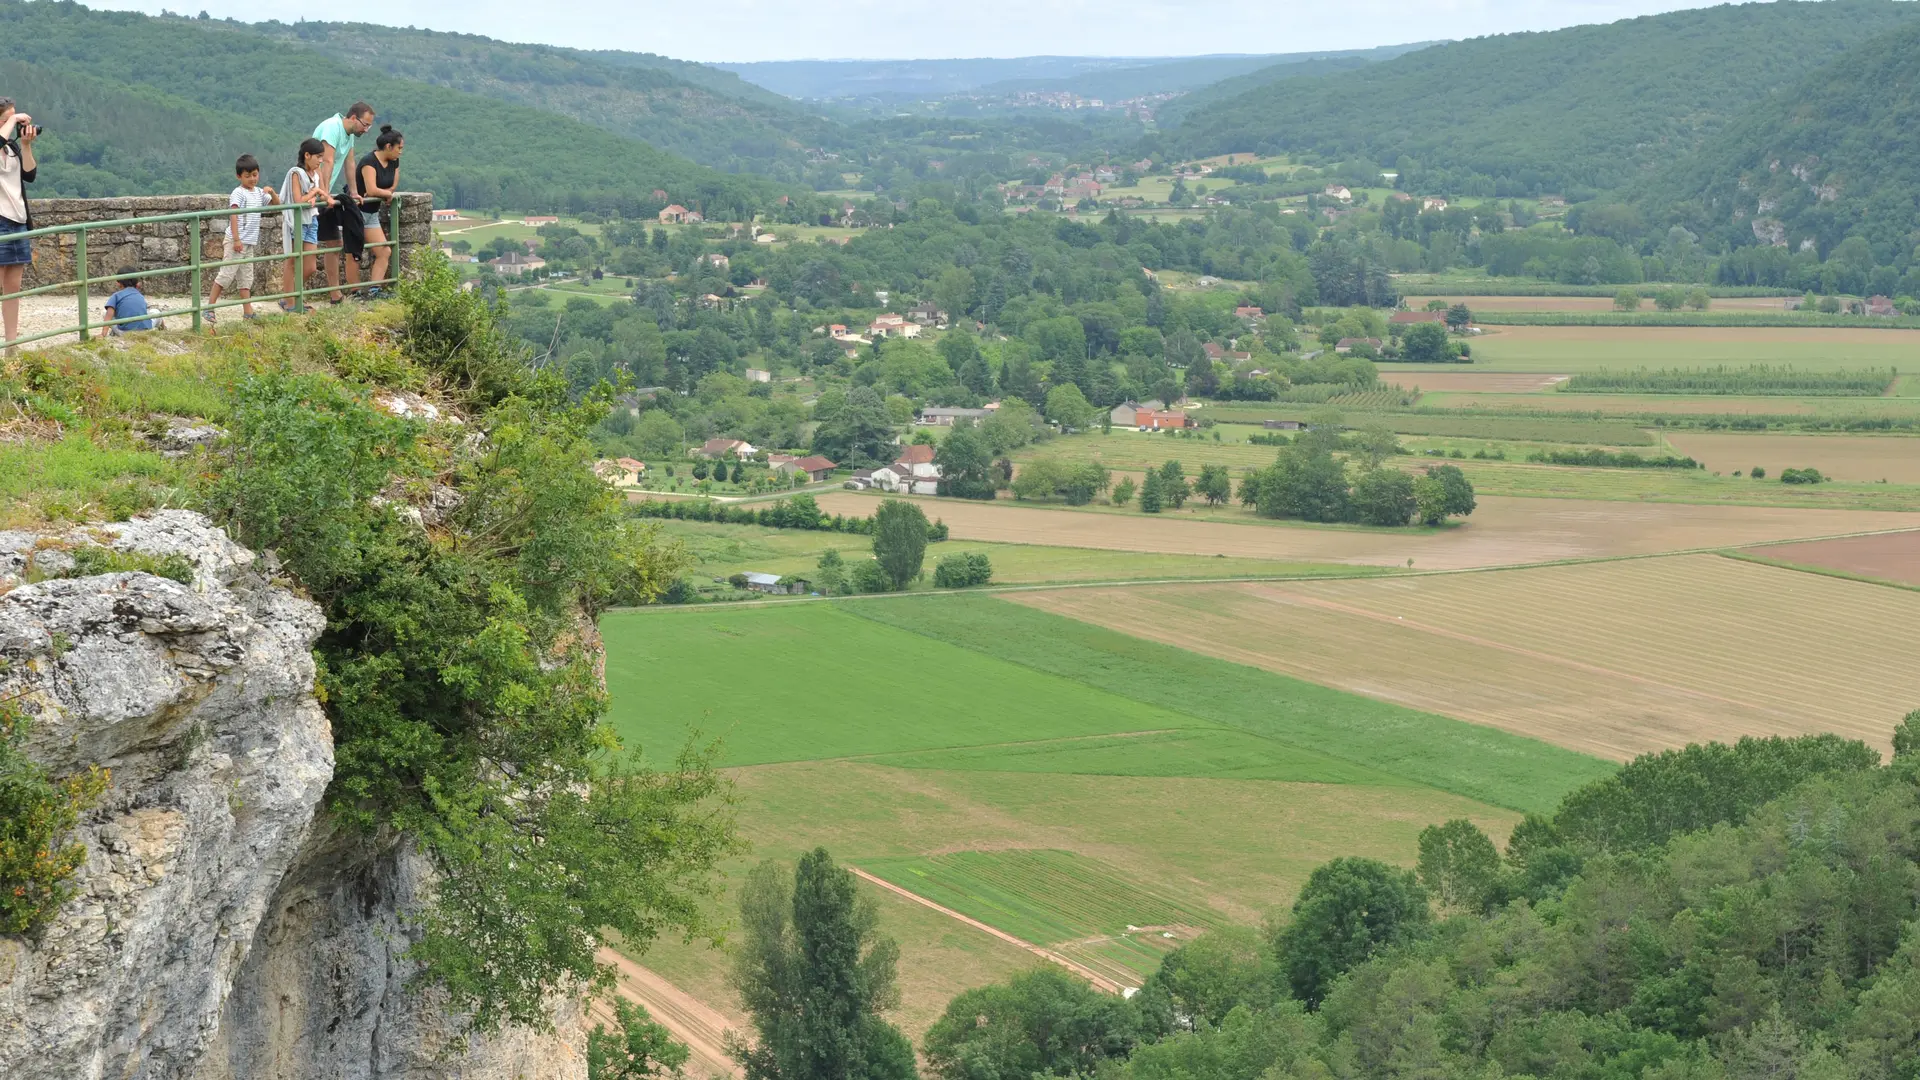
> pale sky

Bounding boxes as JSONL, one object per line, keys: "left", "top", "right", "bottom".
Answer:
{"left": 105, "top": 0, "right": 1724, "bottom": 62}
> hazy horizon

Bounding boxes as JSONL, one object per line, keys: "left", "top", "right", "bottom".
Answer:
{"left": 93, "top": 0, "right": 1728, "bottom": 64}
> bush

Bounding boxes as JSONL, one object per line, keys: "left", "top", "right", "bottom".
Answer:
{"left": 932, "top": 552, "right": 993, "bottom": 588}
{"left": 1780, "top": 467, "right": 1825, "bottom": 484}
{"left": 1751, "top": 465, "right": 1767, "bottom": 479}
{"left": 1526, "top": 449, "right": 1701, "bottom": 469}
{"left": 0, "top": 704, "right": 109, "bottom": 936}
{"left": 1111, "top": 477, "right": 1136, "bottom": 506}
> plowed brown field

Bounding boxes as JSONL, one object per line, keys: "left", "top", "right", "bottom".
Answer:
{"left": 1662, "top": 432, "right": 1920, "bottom": 484}
{"left": 1380, "top": 371, "right": 1570, "bottom": 393}
{"left": 1753, "top": 531, "right": 1920, "bottom": 586}
{"left": 814, "top": 492, "right": 1920, "bottom": 571}
{"left": 1012, "top": 554, "right": 1920, "bottom": 759}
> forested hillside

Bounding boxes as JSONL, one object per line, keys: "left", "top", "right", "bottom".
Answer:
{"left": 1645, "top": 19, "right": 1920, "bottom": 271}
{"left": 0, "top": 2, "right": 778, "bottom": 214}
{"left": 241, "top": 21, "right": 844, "bottom": 181}
{"left": 1163, "top": 1, "right": 1920, "bottom": 196}
{"left": 1151, "top": 45, "right": 1432, "bottom": 126}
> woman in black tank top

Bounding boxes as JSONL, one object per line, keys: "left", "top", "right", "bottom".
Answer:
{"left": 357, "top": 126, "right": 403, "bottom": 295}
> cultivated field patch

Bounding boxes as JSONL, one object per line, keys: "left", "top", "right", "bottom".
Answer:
{"left": 1014, "top": 554, "right": 1920, "bottom": 760}
{"left": 1746, "top": 531, "right": 1920, "bottom": 587}
{"left": 1382, "top": 371, "right": 1570, "bottom": 393}
{"left": 1406, "top": 295, "right": 1798, "bottom": 313}
{"left": 1466, "top": 324, "right": 1920, "bottom": 371}
{"left": 813, "top": 491, "right": 1920, "bottom": 570}
{"left": 1660, "top": 432, "right": 1920, "bottom": 484}
{"left": 862, "top": 728, "right": 1399, "bottom": 784}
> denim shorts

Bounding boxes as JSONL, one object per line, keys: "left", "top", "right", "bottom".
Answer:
{"left": 301, "top": 219, "right": 319, "bottom": 245}
{"left": 0, "top": 217, "right": 30, "bottom": 267}
{"left": 359, "top": 208, "right": 384, "bottom": 231}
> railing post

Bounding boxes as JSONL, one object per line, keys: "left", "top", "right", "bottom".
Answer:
{"left": 294, "top": 205, "right": 307, "bottom": 314}
{"left": 75, "top": 228, "right": 89, "bottom": 342}
{"left": 188, "top": 217, "right": 203, "bottom": 331}
{"left": 391, "top": 198, "right": 404, "bottom": 286}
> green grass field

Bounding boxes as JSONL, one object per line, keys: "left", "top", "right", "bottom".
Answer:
{"left": 1466, "top": 327, "right": 1920, "bottom": 371}
{"left": 657, "top": 520, "right": 1394, "bottom": 587}
{"left": 845, "top": 595, "right": 1612, "bottom": 813}
{"left": 856, "top": 849, "right": 1219, "bottom": 945}
{"left": 1202, "top": 407, "right": 1659, "bottom": 445}
{"left": 863, "top": 728, "right": 1395, "bottom": 784}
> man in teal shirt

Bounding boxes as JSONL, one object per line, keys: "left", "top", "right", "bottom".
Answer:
{"left": 313, "top": 102, "right": 375, "bottom": 301}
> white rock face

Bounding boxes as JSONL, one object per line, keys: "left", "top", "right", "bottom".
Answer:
{"left": 0, "top": 512, "right": 585, "bottom": 1080}
{"left": 0, "top": 512, "right": 333, "bottom": 1080}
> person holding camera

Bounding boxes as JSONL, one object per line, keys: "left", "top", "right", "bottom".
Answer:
{"left": 0, "top": 97, "right": 40, "bottom": 348}
{"left": 312, "top": 101, "right": 374, "bottom": 303}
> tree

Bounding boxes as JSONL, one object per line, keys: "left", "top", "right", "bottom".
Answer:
{"left": 1351, "top": 468, "right": 1417, "bottom": 526}
{"left": 1184, "top": 358, "right": 1220, "bottom": 398}
{"left": 932, "top": 552, "right": 992, "bottom": 588}
{"left": 1111, "top": 477, "right": 1137, "bottom": 506}
{"left": 1133, "top": 926, "right": 1276, "bottom": 1035}
{"left": 871, "top": 500, "right": 929, "bottom": 590}
{"left": 1044, "top": 383, "right": 1097, "bottom": 432}
{"left": 1158, "top": 461, "right": 1190, "bottom": 509}
{"left": 924, "top": 968, "right": 1136, "bottom": 1080}
{"left": 1138, "top": 469, "right": 1166, "bottom": 513}
{"left": 1352, "top": 422, "right": 1401, "bottom": 469}
{"left": 1271, "top": 857, "right": 1430, "bottom": 1008}
{"left": 1686, "top": 288, "right": 1711, "bottom": 311}
{"left": 1414, "top": 473, "right": 1450, "bottom": 526}
{"left": 1252, "top": 444, "right": 1349, "bottom": 523}
{"left": 1614, "top": 288, "right": 1641, "bottom": 311}
{"left": 815, "top": 549, "right": 848, "bottom": 596}
{"left": 730, "top": 851, "right": 917, "bottom": 1080}
{"left": 1424, "top": 463, "right": 1476, "bottom": 519}
{"left": 812, "top": 387, "right": 898, "bottom": 466}
{"left": 1894, "top": 709, "right": 1920, "bottom": 759}
{"left": 1444, "top": 303, "right": 1473, "bottom": 331}
{"left": 589, "top": 1001, "right": 690, "bottom": 1080}
{"left": 934, "top": 424, "right": 997, "bottom": 500}
{"left": 1194, "top": 464, "right": 1233, "bottom": 507}
{"left": 1400, "top": 321, "right": 1453, "bottom": 364}
{"left": 1416, "top": 819, "right": 1506, "bottom": 914}
{"left": 631, "top": 410, "right": 686, "bottom": 458}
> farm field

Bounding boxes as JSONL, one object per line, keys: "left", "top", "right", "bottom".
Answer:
{"left": 604, "top": 596, "right": 1577, "bottom": 1023}
{"left": 1464, "top": 325, "right": 1920, "bottom": 371}
{"left": 1439, "top": 459, "right": 1920, "bottom": 511}
{"left": 1013, "top": 552, "right": 1920, "bottom": 761}
{"left": 1405, "top": 294, "right": 1798, "bottom": 313}
{"left": 1745, "top": 531, "right": 1920, "bottom": 587}
{"left": 1381, "top": 371, "right": 1570, "bottom": 393}
{"left": 1411, "top": 390, "right": 1920, "bottom": 419}
{"left": 1203, "top": 407, "right": 1659, "bottom": 443}
{"left": 813, "top": 490, "right": 1920, "bottom": 569}
{"left": 1659, "top": 432, "right": 1920, "bottom": 484}
{"left": 655, "top": 520, "right": 1392, "bottom": 586}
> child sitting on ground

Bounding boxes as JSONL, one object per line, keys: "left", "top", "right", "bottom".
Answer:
{"left": 104, "top": 270, "right": 154, "bottom": 334}
{"left": 206, "top": 154, "right": 277, "bottom": 323}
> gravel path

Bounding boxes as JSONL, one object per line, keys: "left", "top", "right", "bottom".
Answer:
{"left": 8, "top": 293, "right": 199, "bottom": 349}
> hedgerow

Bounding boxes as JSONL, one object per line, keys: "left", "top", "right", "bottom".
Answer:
{"left": 1562, "top": 366, "right": 1896, "bottom": 396}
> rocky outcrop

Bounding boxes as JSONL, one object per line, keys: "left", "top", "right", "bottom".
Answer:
{"left": 0, "top": 512, "right": 333, "bottom": 1080}
{"left": 193, "top": 827, "right": 589, "bottom": 1080}
{"left": 0, "top": 512, "right": 586, "bottom": 1080}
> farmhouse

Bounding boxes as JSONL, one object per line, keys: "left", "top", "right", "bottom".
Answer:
{"left": 1867, "top": 295, "right": 1897, "bottom": 317}
{"left": 658, "top": 204, "right": 702, "bottom": 224}
{"left": 1263, "top": 419, "right": 1305, "bottom": 431}
{"left": 917, "top": 406, "right": 992, "bottom": 427}
{"left": 771, "top": 455, "right": 838, "bottom": 482}
{"left": 1422, "top": 197, "right": 1450, "bottom": 212}
{"left": 736, "top": 572, "right": 809, "bottom": 596}
{"left": 705, "top": 253, "right": 730, "bottom": 270}
{"left": 522, "top": 215, "right": 559, "bottom": 226}
{"left": 592, "top": 457, "right": 646, "bottom": 486}
{"left": 1235, "top": 305, "right": 1264, "bottom": 320}
{"left": 487, "top": 250, "right": 546, "bottom": 273}
{"left": 1108, "top": 399, "right": 1165, "bottom": 427}
{"left": 1323, "top": 185, "right": 1353, "bottom": 202}
{"left": 744, "top": 367, "right": 772, "bottom": 383}
{"left": 695, "top": 438, "right": 757, "bottom": 460}
{"left": 431, "top": 208, "right": 461, "bottom": 222}
{"left": 1336, "top": 337, "right": 1384, "bottom": 353}
{"left": 907, "top": 301, "right": 945, "bottom": 325}
{"left": 1138, "top": 409, "right": 1191, "bottom": 431}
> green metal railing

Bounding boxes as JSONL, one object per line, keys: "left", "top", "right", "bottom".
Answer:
{"left": 0, "top": 199, "right": 404, "bottom": 349}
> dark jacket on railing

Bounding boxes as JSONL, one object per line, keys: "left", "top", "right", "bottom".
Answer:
{"left": 0, "top": 136, "right": 35, "bottom": 231}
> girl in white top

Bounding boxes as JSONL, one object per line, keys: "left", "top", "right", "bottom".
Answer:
{"left": 278, "top": 138, "right": 333, "bottom": 311}
{"left": 0, "top": 97, "right": 40, "bottom": 348}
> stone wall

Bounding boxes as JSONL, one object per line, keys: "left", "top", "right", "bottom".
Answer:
{"left": 22, "top": 191, "right": 434, "bottom": 295}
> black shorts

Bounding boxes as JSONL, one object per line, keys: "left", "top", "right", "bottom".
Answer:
{"left": 317, "top": 201, "right": 345, "bottom": 242}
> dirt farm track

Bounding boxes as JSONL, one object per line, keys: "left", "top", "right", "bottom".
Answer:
{"left": 813, "top": 492, "right": 1920, "bottom": 571}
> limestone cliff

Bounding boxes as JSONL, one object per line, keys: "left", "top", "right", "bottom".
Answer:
{"left": 0, "top": 512, "right": 585, "bottom": 1080}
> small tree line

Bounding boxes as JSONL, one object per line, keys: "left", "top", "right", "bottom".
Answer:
{"left": 631, "top": 494, "right": 949, "bottom": 540}
{"left": 1564, "top": 366, "right": 1897, "bottom": 396}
